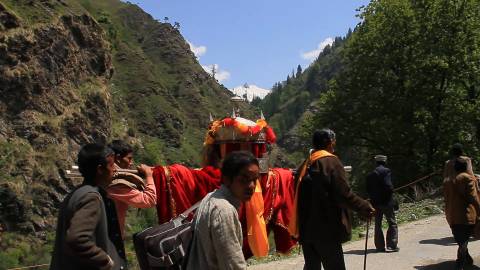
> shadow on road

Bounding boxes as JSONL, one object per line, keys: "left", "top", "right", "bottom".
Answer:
{"left": 414, "top": 261, "right": 480, "bottom": 270}
{"left": 419, "top": 237, "right": 456, "bottom": 246}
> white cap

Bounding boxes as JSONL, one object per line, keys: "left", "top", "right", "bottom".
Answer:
{"left": 374, "top": 155, "right": 387, "bottom": 162}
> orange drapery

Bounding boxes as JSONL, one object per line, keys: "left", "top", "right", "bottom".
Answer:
{"left": 245, "top": 180, "right": 269, "bottom": 257}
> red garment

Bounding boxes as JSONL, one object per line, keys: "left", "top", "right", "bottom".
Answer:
{"left": 152, "top": 164, "right": 297, "bottom": 255}
{"left": 153, "top": 164, "right": 221, "bottom": 224}
{"left": 245, "top": 168, "right": 297, "bottom": 255}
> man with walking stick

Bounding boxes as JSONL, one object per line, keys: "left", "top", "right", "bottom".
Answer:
{"left": 366, "top": 155, "right": 399, "bottom": 253}
{"left": 291, "top": 129, "right": 375, "bottom": 270}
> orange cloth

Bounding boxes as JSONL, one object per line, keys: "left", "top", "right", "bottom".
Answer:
{"left": 288, "top": 150, "right": 335, "bottom": 238}
{"left": 245, "top": 180, "right": 269, "bottom": 257}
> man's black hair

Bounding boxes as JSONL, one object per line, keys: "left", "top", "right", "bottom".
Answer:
{"left": 108, "top": 140, "right": 133, "bottom": 157}
{"left": 78, "top": 143, "right": 114, "bottom": 185}
{"left": 454, "top": 157, "right": 468, "bottom": 173}
{"left": 221, "top": 151, "right": 259, "bottom": 179}
{"left": 450, "top": 143, "right": 464, "bottom": 157}
{"left": 312, "top": 129, "right": 336, "bottom": 150}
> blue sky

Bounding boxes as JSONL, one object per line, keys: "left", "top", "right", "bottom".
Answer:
{"left": 132, "top": 0, "right": 370, "bottom": 89}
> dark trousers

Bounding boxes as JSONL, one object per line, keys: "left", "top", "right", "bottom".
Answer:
{"left": 302, "top": 241, "right": 346, "bottom": 270}
{"left": 451, "top": 224, "right": 474, "bottom": 267}
{"left": 374, "top": 205, "right": 398, "bottom": 250}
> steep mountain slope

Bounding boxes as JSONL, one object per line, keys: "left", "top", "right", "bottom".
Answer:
{"left": 0, "top": 0, "right": 254, "bottom": 267}
{"left": 259, "top": 35, "right": 349, "bottom": 161}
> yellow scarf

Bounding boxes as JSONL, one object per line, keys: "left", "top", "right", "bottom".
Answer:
{"left": 288, "top": 150, "right": 335, "bottom": 238}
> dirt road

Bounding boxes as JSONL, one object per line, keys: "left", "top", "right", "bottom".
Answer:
{"left": 248, "top": 215, "right": 480, "bottom": 270}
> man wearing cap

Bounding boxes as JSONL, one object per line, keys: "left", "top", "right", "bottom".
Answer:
{"left": 296, "top": 129, "right": 375, "bottom": 270}
{"left": 366, "top": 154, "right": 399, "bottom": 252}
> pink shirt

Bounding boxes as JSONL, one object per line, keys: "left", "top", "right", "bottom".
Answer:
{"left": 107, "top": 176, "right": 156, "bottom": 237}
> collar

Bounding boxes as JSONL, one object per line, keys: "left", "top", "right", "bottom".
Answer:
{"left": 218, "top": 184, "right": 241, "bottom": 209}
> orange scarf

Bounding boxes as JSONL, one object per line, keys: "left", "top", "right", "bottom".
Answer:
{"left": 288, "top": 150, "right": 335, "bottom": 238}
{"left": 245, "top": 180, "right": 269, "bottom": 257}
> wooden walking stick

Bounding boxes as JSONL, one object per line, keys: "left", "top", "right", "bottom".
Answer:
{"left": 363, "top": 217, "right": 371, "bottom": 270}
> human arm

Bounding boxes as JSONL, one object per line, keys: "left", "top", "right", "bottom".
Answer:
{"left": 108, "top": 164, "right": 156, "bottom": 208}
{"left": 211, "top": 207, "right": 247, "bottom": 270}
{"left": 65, "top": 193, "right": 113, "bottom": 270}
{"left": 329, "top": 159, "right": 375, "bottom": 217}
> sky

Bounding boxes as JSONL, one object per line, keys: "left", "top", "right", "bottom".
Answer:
{"left": 132, "top": 0, "right": 370, "bottom": 89}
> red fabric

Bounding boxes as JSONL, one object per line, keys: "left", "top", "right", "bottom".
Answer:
{"left": 152, "top": 165, "right": 297, "bottom": 255}
{"left": 153, "top": 164, "right": 221, "bottom": 224}
{"left": 261, "top": 168, "right": 297, "bottom": 253}
{"left": 265, "top": 126, "right": 276, "bottom": 144}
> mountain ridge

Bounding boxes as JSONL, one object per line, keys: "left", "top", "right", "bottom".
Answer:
{"left": 0, "top": 0, "right": 258, "bottom": 267}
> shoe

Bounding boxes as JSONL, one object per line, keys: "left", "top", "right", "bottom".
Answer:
{"left": 376, "top": 248, "right": 386, "bottom": 252}
{"left": 387, "top": 246, "right": 400, "bottom": 252}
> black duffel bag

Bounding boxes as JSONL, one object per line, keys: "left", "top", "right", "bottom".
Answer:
{"left": 133, "top": 201, "right": 201, "bottom": 270}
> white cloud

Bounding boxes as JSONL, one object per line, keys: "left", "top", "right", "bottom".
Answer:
{"left": 188, "top": 41, "right": 207, "bottom": 58}
{"left": 301, "top": 37, "right": 334, "bottom": 61}
{"left": 202, "top": 64, "right": 231, "bottom": 83}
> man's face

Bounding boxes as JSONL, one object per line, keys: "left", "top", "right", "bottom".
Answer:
{"left": 98, "top": 155, "right": 115, "bottom": 185}
{"left": 226, "top": 163, "right": 259, "bottom": 202}
{"left": 117, "top": 152, "right": 133, "bottom": 169}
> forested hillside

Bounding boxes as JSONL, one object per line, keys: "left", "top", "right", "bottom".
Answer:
{"left": 259, "top": 34, "right": 349, "bottom": 162}
{"left": 258, "top": 0, "right": 480, "bottom": 191}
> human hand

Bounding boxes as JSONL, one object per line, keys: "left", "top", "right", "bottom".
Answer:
{"left": 360, "top": 204, "right": 376, "bottom": 219}
{"left": 100, "top": 256, "right": 114, "bottom": 270}
{"left": 137, "top": 164, "right": 153, "bottom": 178}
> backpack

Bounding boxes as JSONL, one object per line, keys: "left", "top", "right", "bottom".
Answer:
{"left": 133, "top": 201, "right": 201, "bottom": 270}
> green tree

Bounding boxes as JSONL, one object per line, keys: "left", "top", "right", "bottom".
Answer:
{"left": 296, "top": 64, "right": 303, "bottom": 78}
{"left": 313, "top": 0, "right": 480, "bottom": 186}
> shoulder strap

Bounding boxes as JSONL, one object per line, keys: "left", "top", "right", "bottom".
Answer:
{"left": 171, "top": 191, "right": 216, "bottom": 226}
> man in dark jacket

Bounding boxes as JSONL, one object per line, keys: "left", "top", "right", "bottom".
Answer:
{"left": 50, "top": 143, "right": 127, "bottom": 270}
{"left": 366, "top": 155, "right": 399, "bottom": 252}
{"left": 298, "top": 129, "right": 374, "bottom": 270}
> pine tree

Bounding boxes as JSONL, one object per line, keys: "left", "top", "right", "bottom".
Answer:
{"left": 296, "top": 64, "right": 302, "bottom": 78}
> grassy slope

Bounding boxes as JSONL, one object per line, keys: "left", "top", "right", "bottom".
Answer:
{"left": 78, "top": 0, "right": 242, "bottom": 166}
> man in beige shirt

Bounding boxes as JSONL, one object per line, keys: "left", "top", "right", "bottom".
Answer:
{"left": 187, "top": 151, "right": 259, "bottom": 270}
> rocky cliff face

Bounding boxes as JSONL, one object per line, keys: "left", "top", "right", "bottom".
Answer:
{"left": 0, "top": 2, "right": 114, "bottom": 235}
{"left": 0, "top": 1, "right": 253, "bottom": 266}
